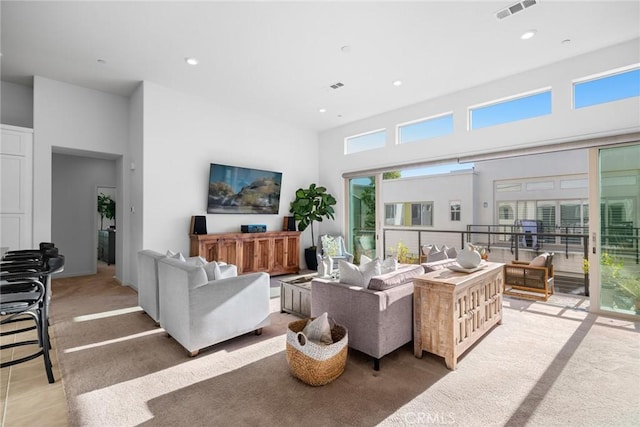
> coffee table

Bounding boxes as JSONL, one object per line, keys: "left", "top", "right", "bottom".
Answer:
{"left": 279, "top": 274, "right": 317, "bottom": 318}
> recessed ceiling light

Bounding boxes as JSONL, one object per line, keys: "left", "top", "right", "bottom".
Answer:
{"left": 561, "top": 39, "right": 572, "bottom": 44}
{"left": 185, "top": 57, "right": 199, "bottom": 66}
{"left": 521, "top": 30, "right": 537, "bottom": 40}
{"left": 393, "top": 80, "right": 403, "bottom": 87}
{"left": 341, "top": 45, "right": 351, "bottom": 54}
{"left": 319, "top": 108, "right": 327, "bottom": 113}
{"left": 97, "top": 58, "right": 107, "bottom": 64}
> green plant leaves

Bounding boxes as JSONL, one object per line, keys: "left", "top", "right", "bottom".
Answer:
{"left": 289, "top": 183, "right": 337, "bottom": 243}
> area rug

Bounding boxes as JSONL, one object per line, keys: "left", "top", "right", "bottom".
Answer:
{"left": 50, "top": 273, "right": 640, "bottom": 427}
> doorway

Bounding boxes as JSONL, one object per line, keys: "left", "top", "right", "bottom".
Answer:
{"left": 97, "top": 186, "right": 116, "bottom": 265}
{"left": 595, "top": 143, "right": 640, "bottom": 317}
{"left": 347, "top": 176, "right": 378, "bottom": 264}
{"left": 51, "top": 152, "right": 119, "bottom": 277}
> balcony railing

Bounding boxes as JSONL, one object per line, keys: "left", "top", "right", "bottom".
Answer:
{"left": 381, "top": 224, "right": 639, "bottom": 298}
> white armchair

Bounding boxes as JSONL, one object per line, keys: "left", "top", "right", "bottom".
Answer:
{"left": 157, "top": 257, "right": 271, "bottom": 356}
{"left": 316, "top": 234, "right": 354, "bottom": 274}
{"left": 137, "top": 249, "right": 237, "bottom": 323}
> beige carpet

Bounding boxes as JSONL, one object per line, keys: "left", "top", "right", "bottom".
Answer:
{"left": 50, "top": 270, "right": 640, "bottom": 427}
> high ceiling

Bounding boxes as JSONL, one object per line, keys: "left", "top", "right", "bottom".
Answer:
{"left": 1, "top": 1, "right": 639, "bottom": 132}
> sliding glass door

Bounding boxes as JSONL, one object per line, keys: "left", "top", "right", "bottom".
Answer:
{"left": 347, "top": 176, "right": 377, "bottom": 264}
{"left": 597, "top": 144, "right": 640, "bottom": 316}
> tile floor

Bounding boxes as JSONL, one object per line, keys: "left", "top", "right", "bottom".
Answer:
{"left": 1, "top": 313, "right": 68, "bottom": 426}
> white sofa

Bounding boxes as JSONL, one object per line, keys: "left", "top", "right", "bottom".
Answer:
{"left": 137, "top": 249, "right": 237, "bottom": 323}
{"left": 137, "top": 250, "right": 167, "bottom": 323}
{"left": 157, "top": 256, "right": 271, "bottom": 356}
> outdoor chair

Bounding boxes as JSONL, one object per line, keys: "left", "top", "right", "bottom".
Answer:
{"left": 503, "top": 252, "right": 555, "bottom": 301}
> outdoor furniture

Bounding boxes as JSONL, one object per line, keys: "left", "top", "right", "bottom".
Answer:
{"left": 503, "top": 252, "right": 555, "bottom": 301}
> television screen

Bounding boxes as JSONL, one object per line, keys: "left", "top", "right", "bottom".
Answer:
{"left": 207, "top": 163, "right": 282, "bottom": 214}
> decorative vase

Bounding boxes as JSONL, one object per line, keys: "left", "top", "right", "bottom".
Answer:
{"left": 456, "top": 243, "right": 482, "bottom": 269}
{"left": 317, "top": 256, "right": 332, "bottom": 277}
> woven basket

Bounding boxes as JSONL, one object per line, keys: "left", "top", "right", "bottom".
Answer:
{"left": 286, "top": 318, "right": 348, "bottom": 386}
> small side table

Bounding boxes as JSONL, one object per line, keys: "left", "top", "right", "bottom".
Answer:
{"left": 280, "top": 274, "right": 317, "bottom": 318}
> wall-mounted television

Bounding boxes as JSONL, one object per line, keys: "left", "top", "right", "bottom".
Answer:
{"left": 207, "top": 163, "right": 282, "bottom": 214}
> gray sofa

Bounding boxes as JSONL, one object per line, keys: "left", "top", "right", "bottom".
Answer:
{"left": 311, "top": 263, "right": 424, "bottom": 370}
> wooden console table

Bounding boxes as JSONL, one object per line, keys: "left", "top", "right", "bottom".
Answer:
{"left": 190, "top": 231, "right": 300, "bottom": 276}
{"left": 413, "top": 262, "right": 503, "bottom": 370}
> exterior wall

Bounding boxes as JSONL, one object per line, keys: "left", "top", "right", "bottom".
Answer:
{"left": 382, "top": 170, "right": 474, "bottom": 255}
{"left": 318, "top": 39, "right": 640, "bottom": 241}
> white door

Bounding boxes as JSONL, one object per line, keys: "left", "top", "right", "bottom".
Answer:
{"left": 1, "top": 125, "right": 33, "bottom": 251}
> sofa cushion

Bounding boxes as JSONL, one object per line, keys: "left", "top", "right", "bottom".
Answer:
{"left": 369, "top": 264, "right": 424, "bottom": 291}
{"left": 422, "top": 258, "right": 458, "bottom": 272}
{"left": 367, "top": 263, "right": 425, "bottom": 291}
{"left": 529, "top": 253, "right": 548, "bottom": 267}
{"left": 339, "top": 258, "right": 381, "bottom": 288}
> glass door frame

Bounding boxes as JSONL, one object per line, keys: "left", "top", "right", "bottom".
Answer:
{"left": 588, "top": 143, "right": 640, "bottom": 320}
{"left": 344, "top": 174, "right": 381, "bottom": 263}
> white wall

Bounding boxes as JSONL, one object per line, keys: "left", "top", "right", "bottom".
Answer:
{"left": 140, "top": 82, "right": 319, "bottom": 261}
{"left": 382, "top": 170, "right": 474, "bottom": 230}
{"left": 52, "top": 153, "right": 116, "bottom": 277}
{"left": 474, "top": 149, "right": 589, "bottom": 224}
{"left": 381, "top": 171, "right": 475, "bottom": 256}
{"left": 1, "top": 81, "right": 33, "bottom": 128}
{"left": 127, "top": 84, "right": 144, "bottom": 288}
{"left": 318, "top": 39, "right": 640, "bottom": 237}
{"left": 33, "top": 76, "right": 130, "bottom": 280}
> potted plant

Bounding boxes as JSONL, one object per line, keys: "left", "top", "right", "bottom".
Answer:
{"left": 289, "top": 183, "right": 336, "bottom": 270}
{"left": 97, "top": 193, "right": 116, "bottom": 230}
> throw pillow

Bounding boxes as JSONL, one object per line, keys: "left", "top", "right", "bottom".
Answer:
{"left": 529, "top": 253, "right": 548, "bottom": 267}
{"left": 203, "top": 261, "right": 222, "bottom": 281}
{"left": 302, "top": 312, "right": 333, "bottom": 345}
{"left": 428, "top": 245, "right": 440, "bottom": 256}
{"left": 166, "top": 250, "right": 186, "bottom": 262}
{"left": 321, "top": 235, "right": 341, "bottom": 257}
{"left": 217, "top": 264, "right": 238, "bottom": 279}
{"left": 360, "top": 254, "right": 372, "bottom": 265}
{"left": 428, "top": 250, "right": 447, "bottom": 262}
{"left": 445, "top": 246, "right": 458, "bottom": 259}
{"left": 339, "top": 258, "right": 381, "bottom": 288}
{"left": 381, "top": 257, "right": 398, "bottom": 274}
{"left": 186, "top": 256, "right": 208, "bottom": 266}
{"left": 421, "top": 245, "right": 433, "bottom": 256}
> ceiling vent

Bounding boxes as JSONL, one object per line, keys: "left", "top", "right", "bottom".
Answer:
{"left": 496, "top": 0, "right": 538, "bottom": 20}
{"left": 329, "top": 82, "right": 345, "bottom": 90}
